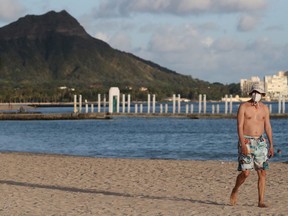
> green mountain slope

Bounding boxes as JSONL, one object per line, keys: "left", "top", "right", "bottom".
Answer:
{"left": 0, "top": 10, "right": 239, "bottom": 102}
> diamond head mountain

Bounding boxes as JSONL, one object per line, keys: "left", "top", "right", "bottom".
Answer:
{"left": 0, "top": 10, "right": 239, "bottom": 102}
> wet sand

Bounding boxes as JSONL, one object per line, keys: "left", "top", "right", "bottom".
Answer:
{"left": 0, "top": 152, "right": 287, "bottom": 215}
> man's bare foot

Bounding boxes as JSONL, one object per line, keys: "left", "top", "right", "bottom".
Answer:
{"left": 258, "top": 203, "right": 269, "bottom": 208}
{"left": 230, "top": 188, "right": 238, "bottom": 206}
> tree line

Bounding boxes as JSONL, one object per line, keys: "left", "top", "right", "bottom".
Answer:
{"left": 0, "top": 82, "right": 240, "bottom": 103}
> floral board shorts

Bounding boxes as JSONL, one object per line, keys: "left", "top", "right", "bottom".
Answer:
{"left": 238, "top": 135, "right": 269, "bottom": 171}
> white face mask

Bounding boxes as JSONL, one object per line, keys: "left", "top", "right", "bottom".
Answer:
{"left": 252, "top": 92, "right": 261, "bottom": 102}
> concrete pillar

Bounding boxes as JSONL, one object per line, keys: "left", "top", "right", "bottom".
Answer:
{"left": 278, "top": 95, "right": 281, "bottom": 114}
{"left": 216, "top": 104, "right": 220, "bottom": 114}
{"left": 128, "top": 94, "right": 131, "bottom": 113}
{"left": 283, "top": 97, "right": 286, "bottom": 114}
{"left": 178, "top": 94, "right": 181, "bottom": 113}
{"left": 98, "top": 94, "right": 101, "bottom": 113}
{"left": 203, "top": 94, "right": 206, "bottom": 114}
{"left": 152, "top": 94, "right": 156, "bottom": 113}
{"left": 224, "top": 94, "right": 228, "bottom": 114}
{"left": 79, "top": 95, "right": 82, "bottom": 113}
{"left": 229, "top": 95, "right": 233, "bottom": 114}
{"left": 269, "top": 104, "right": 272, "bottom": 113}
{"left": 198, "top": 94, "right": 202, "bottom": 114}
{"left": 185, "top": 104, "right": 189, "bottom": 114}
{"left": 122, "top": 94, "right": 126, "bottom": 113}
{"left": 103, "top": 95, "right": 107, "bottom": 113}
{"left": 135, "top": 104, "right": 138, "bottom": 113}
{"left": 73, "top": 95, "right": 77, "bottom": 113}
{"left": 147, "top": 94, "right": 151, "bottom": 114}
{"left": 91, "top": 104, "right": 94, "bottom": 113}
{"left": 212, "top": 104, "right": 215, "bottom": 114}
{"left": 165, "top": 104, "right": 168, "bottom": 113}
{"left": 160, "top": 104, "right": 163, "bottom": 113}
{"left": 190, "top": 104, "right": 194, "bottom": 114}
{"left": 140, "top": 104, "right": 143, "bottom": 113}
{"left": 85, "top": 99, "right": 88, "bottom": 113}
{"left": 172, "top": 94, "right": 176, "bottom": 114}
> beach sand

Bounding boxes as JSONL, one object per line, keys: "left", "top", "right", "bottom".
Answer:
{"left": 0, "top": 152, "right": 287, "bottom": 215}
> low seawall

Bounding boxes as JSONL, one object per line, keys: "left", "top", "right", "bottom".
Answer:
{"left": 0, "top": 112, "right": 111, "bottom": 120}
{"left": 1, "top": 112, "right": 288, "bottom": 120}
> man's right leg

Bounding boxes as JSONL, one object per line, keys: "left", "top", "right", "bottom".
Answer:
{"left": 230, "top": 170, "right": 250, "bottom": 206}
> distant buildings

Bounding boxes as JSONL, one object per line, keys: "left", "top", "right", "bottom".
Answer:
{"left": 240, "top": 71, "right": 288, "bottom": 100}
{"left": 264, "top": 71, "right": 288, "bottom": 99}
{"left": 240, "top": 76, "right": 264, "bottom": 96}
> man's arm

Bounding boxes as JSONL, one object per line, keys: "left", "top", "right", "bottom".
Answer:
{"left": 237, "top": 103, "right": 248, "bottom": 155}
{"left": 264, "top": 105, "right": 274, "bottom": 157}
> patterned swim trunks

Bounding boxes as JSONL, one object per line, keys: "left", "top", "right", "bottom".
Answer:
{"left": 238, "top": 135, "right": 269, "bottom": 171}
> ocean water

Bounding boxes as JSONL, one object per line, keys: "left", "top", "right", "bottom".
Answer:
{"left": 0, "top": 115, "right": 287, "bottom": 162}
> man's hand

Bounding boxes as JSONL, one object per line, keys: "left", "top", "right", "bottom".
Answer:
{"left": 268, "top": 146, "right": 274, "bottom": 158}
{"left": 241, "top": 144, "right": 249, "bottom": 156}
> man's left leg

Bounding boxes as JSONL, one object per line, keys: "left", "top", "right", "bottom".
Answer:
{"left": 257, "top": 169, "right": 268, "bottom": 207}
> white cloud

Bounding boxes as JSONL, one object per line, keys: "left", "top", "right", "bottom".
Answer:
{"left": 131, "top": 22, "right": 288, "bottom": 83}
{"left": 201, "top": 37, "right": 214, "bottom": 48}
{"left": 147, "top": 24, "right": 200, "bottom": 53}
{"left": 0, "top": 0, "right": 26, "bottom": 21}
{"left": 212, "top": 37, "right": 243, "bottom": 52}
{"left": 264, "top": 25, "right": 284, "bottom": 32}
{"left": 108, "top": 32, "right": 132, "bottom": 51}
{"left": 217, "top": 0, "right": 267, "bottom": 12}
{"left": 95, "top": 32, "right": 110, "bottom": 42}
{"left": 237, "top": 15, "right": 260, "bottom": 32}
{"left": 93, "top": 0, "right": 267, "bottom": 17}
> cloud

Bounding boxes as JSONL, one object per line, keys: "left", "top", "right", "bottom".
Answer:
{"left": 147, "top": 24, "right": 200, "bottom": 53}
{"left": 0, "top": 0, "right": 26, "bottom": 21}
{"left": 95, "top": 32, "right": 110, "bottom": 42}
{"left": 201, "top": 37, "right": 214, "bottom": 48}
{"left": 108, "top": 32, "right": 132, "bottom": 51}
{"left": 128, "top": 23, "right": 288, "bottom": 83}
{"left": 212, "top": 37, "right": 243, "bottom": 52}
{"left": 93, "top": 0, "right": 267, "bottom": 17}
{"left": 216, "top": 0, "right": 267, "bottom": 13}
{"left": 264, "top": 25, "right": 284, "bottom": 32}
{"left": 237, "top": 14, "right": 260, "bottom": 31}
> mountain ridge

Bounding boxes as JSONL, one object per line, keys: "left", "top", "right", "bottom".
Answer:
{"left": 0, "top": 10, "right": 89, "bottom": 40}
{"left": 0, "top": 10, "right": 239, "bottom": 101}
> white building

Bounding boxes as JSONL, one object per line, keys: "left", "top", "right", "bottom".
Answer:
{"left": 264, "top": 71, "right": 288, "bottom": 100}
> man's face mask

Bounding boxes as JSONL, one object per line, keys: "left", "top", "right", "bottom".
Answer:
{"left": 252, "top": 92, "right": 262, "bottom": 102}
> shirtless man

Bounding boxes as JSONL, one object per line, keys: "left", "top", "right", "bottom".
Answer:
{"left": 230, "top": 83, "right": 274, "bottom": 208}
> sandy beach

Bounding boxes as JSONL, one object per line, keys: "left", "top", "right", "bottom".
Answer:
{"left": 0, "top": 152, "right": 287, "bottom": 215}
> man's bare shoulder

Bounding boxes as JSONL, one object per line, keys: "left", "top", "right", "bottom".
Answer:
{"left": 239, "top": 101, "right": 251, "bottom": 108}
{"left": 259, "top": 102, "right": 269, "bottom": 111}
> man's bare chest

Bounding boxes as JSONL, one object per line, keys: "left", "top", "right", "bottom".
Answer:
{"left": 245, "top": 107, "right": 265, "bottom": 121}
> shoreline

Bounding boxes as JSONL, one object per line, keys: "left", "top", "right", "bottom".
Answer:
{"left": 0, "top": 152, "right": 287, "bottom": 215}
{"left": 1, "top": 150, "right": 287, "bottom": 162}
{"left": 1, "top": 150, "right": 286, "bottom": 163}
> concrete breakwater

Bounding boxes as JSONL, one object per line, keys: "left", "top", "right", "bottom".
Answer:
{"left": 111, "top": 113, "right": 288, "bottom": 119}
{"left": 0, "top": 112, "right": 111, "bottom": 120}
{"left": 1, "top": 112, "right": 288, "bottom": 120}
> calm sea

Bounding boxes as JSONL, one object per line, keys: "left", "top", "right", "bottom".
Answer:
{"left": 0, "top": 105, "right": 287, "bottom": 162}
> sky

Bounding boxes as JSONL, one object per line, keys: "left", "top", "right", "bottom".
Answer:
{"left": 0, "top": 0, "right": 287, "bottom": 84}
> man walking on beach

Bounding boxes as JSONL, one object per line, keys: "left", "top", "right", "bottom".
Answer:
{"left": 230, "top": 83, "right": 274, "bottom": 208}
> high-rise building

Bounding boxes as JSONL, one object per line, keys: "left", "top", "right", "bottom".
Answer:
{"left": 240, "top": 76, "right": 263, "bottom": 96}
{"left": 264, "top": 71, "right": 288, "bottom": 100}
{"left": 240, "top": 71, "right": 288, "bottom": 100}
